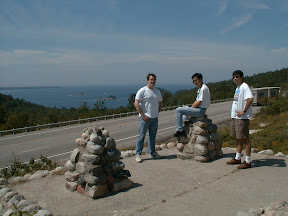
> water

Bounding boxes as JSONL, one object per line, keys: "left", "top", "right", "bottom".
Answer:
{"left": 0, "top": 84, "right": 193, "bottom": 109}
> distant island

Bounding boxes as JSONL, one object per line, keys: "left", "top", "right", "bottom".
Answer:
{"left": 98, "top": 95, "right": 118, "bottom": 101}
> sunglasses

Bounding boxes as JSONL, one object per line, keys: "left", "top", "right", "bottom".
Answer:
{"left": 233, "top": 75, "right": 239, "bottom": 79}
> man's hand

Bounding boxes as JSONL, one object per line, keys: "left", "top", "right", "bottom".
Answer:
{"left": 142, "top": 115, "right": 150, "bottom": 122}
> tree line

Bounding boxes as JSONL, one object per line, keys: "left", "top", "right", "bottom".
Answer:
{"left": 0, "top": 68, "right": 287, "bottom": 131}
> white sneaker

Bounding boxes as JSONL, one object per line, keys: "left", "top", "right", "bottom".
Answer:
{"left": 150, "top": 152, "right": 162, "bottom": 159}
{"left": 136, "top": 155, "right": 143, "bottom": 163}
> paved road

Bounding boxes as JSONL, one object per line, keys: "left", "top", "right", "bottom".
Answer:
{"left": 0, "top": 101, "right": 260, "bottom": 168}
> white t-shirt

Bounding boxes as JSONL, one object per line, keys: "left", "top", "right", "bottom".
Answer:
{"left": 231, "top": 82, "right": 253, "bottom": 119}
{"left": 135, "top": 86, "right": 163, "bottom": 118}
{"left": 197, "top": 84, "right": 211, "bottom": 108}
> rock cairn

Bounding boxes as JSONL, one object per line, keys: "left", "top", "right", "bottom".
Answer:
{"left": 64, "top": 126, "right": 133, "bottom": 199}
{"left": 176, "top": 115, "right": 223, "bottom": 162}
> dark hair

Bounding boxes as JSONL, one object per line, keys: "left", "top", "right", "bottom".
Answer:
{"left": 147, "top": 73, "right": 157, "bottom": 80}
{"left": 233, "top": 70, "right": 244, "bottom": 77}
{"left": 191, "top": 73, "right": 203, "bottom": 80}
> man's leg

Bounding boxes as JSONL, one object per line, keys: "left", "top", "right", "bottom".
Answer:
{"left": 136, "top": 117, "right": 148, "bottom": 156}
{"left": 176, "top": 107, "right": 205, "bottom": 131}
{"left": 148, "top": 117, "right": 161, "bottom": 159}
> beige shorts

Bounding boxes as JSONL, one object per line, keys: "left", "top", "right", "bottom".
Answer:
{"left": 230, "top": 119, "right": 250, "bottom": 139}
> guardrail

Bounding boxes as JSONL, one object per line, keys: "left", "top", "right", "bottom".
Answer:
{"left": 0, "top": 98, "right": 233, "bottom": 136}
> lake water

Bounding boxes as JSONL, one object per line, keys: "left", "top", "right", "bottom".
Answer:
{"left": 0, "top": 84, "right": 193, "bottom": 109}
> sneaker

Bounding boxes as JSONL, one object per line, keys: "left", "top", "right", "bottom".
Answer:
{"left": 174, "top": 130, "right": 186, "bottom": 137}
{"left": 237, "top": 161, "right": 252, "bottom": 169}
{"left": 226, "top": 158, "right": 241, "bottom": 165}
{"left": 150, "top": 152, "right": 162, "bottom": 159}
{"left": 135, "top": 155, "right": 143, "bottom": 163}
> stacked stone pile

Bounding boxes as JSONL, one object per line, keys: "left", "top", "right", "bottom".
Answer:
{"left": 176, "top": 115, "right": 223, "bottom": 162}
{"left": 64, "top": 126, "right": 133, "bottom": 199}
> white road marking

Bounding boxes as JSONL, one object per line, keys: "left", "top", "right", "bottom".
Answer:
{"left": 20, "top": 146, "right": 49, "bottom": 153}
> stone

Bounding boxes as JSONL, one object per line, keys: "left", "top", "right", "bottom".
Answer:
{"left": 8, "top": 194, "right": 25, "bottom": 208}
{"left": 167, "top": 142, "right": 177, "bottom": 149}
{"left": 76, "top": 162, "right": 88, "bottom": 175}
{"left": 17, "top": 199, "right": 30, "bottom": 211}
{"left": 104, "top": 149, "right": 122, "bottom": 161}
{"left": 2, "top": 191, "right": 18, "bottom": 202}
{"left": 75, "top": 138, "right": 87, "bottom": 148}
{"left": 176, "top": 143, "right": 185, "bottom": 152}
{"left": 65, "top": 181, "right": 78, "bottom": 191}
{"left": 194, "top": 144, "right": 208, "bottom": 156}
{"left": 183, "top": 142, "right": 194, "bottom": 154}
{"left": 194, "top": 121, "right": 208, "bottom": 128}
{"left": 88, "top": 165, "right": 103, "bottom": 177}
{"left": 77, "top": 185, "right": 85, "bottom": 195}
{"left": 105, "top": 137, "right": 116, "bottom": 149}
{"left": 87, "top": 143, "right": 104, "bottom": 155}
{"left": 0, "top": 178, "right": 7, "bottom": 185}
{"left": 81, "top": 154, "right": 101, "bottom": 165}
{"left": 88, "top": 184, "right": 109, "bottom": 198}
{"left": 121, "top": 150, "right": 134, "bottom": 157}
{"left": 275, "top": 152, "right": 285, "bottom": 157}
{"left": 24, "top": 174, "right": 32, "bottom": 180}
{"left": 111, "top": 161, "right": 125, "bottom": 173}
{"left": 82, "top": 132, "right": 89, "bottom": 139}
{"left": 207, "top": 123, "right": 217, "bottom": 133}
{"left": 215, "top": 140, "right": 223, "bottom": 150}
{"left": 70, "top": 148, "right": 81, "bottom": 164}
{"left": 53, "top": 166, "right": 65, "bottom": 175}
{"left": 22, "top": 204, "right": 42, "bottom": 214}
{"left": 8, "top": 176, "right": 26, "bottom": 184}
{"left": 251, "top": 148, "right": 258, "bottom": 153}
{"left": 33, "top": 210, "right": 53, "bottom": 216}
{"left": 0, "top": 204, "right": 5, "bottom": 215}
{"left": 155, "top": 145, "right": 162, "bottom": 151}
{"left": 113, "top": 179, "right": 133, "bottom": 192}
{"left": 64, "top": 160, "right": 76, "bottom": 172}
{"left": 177, "top": 152, "right": 194, "bottom": 160}
{"left": 209, "top": 150, "right": 217, "bottom": 160}
{"left": 194, "top": 155, "right": 209, "bottom": 162}
{"left": 3, "top": 209, "right": 14, "bottom": 216}
{"left": 208, "top": 141, "right": 216, "bottom": 151}
{"left": 216, "top": 150, "right": 224, "bottom": 157}
{"left": 160, "top": 143, "right": 167, "bottom": 149}
{"left": 192, "top": 125, "right": 206, "bottom": 135}
{"left": 210, "top": 132, "right": 220, "bottom": 141}
{"left": 65, "top": 171, "right": 80, "bottom": 182}
{"left": 102, "top": 130, "right": 109, "bottom": 137}
{"left": 196, "top": 135, "right": 209, "bottom": 145}
{"left": 258, "top": 149, "right": 274, "bottom": 155}
{"left": 85, "top": 175, "right": 107, "bottom": 186}
{"left": 29, "top": 170, "right": 49, "bottom": 180}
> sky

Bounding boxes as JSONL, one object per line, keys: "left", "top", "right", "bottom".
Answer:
{"left": 0, "top": 0, "right": 287, "bottom": 87}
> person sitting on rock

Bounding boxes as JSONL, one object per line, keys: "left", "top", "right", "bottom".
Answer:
{"left": 174, "top": 73, "right": 211, "bottom": 137}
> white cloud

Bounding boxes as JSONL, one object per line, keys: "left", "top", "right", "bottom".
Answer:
{"left": 221, "top": 13, "right": 253, "bottom": 34}
{"left": 243, "top": 2, "right": 270, "bottom": 10}
{"left": 217, "top": 0, "right": 228, "bottom": 15}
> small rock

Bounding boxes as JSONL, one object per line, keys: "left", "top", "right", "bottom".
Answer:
{"left": 251, "top": 148, "right": 258, "bottom": 153}
{"left": 65, "top": 181, "right": 78, "bottom": 191}
{"left": 236, "top": 208, "right": 264, "bottom": 216}
{"left": 194, "top": 155, "right": 209, "bottom": 162}
{"left": 29, "top": 170, "right": 49, "bottom": 180}
{"left": 3, "top": 209, "right": 14, "bottom": 216}
{"left": 176, "top": 143, "right": 185, "bottom": 152}
{"left": 258, "top": 149, "right": 274, "bottom": 155}
{"left": 155, "top": 145, "right": 162, "bottom": 151}
{"left": 2, "top": 191, "right": 18, "bottom": 202}
{"left": 33, "top": 210, "right": 53, "bottom": 216}
{"left": 0, "top": 178, "right": 7, "bottom": 185}
{"left": 121, "top": 150, "right": 134, "bottom": 157}
{"left": 88, "top": 184, "right": 109, "bottom": 198}
{"left": 113, "top": 179, "right": 133, "bottom": 192}
{"left": 275, "top": 152, "right": 285, "bottom": 157}
{"left": 53, "top": 166, "right": 65, "bottom": 175}
{"left": 167, "top": 142, "right": 177, "bottom": 149}
{"left": 70, "top": 148, "right": 81, "bottom": 164}
{"left": 0, "top": 188, "right": 12, "bottom": 198}
{"left": 8, "top": 194, "right": 25, "bottom": 208}
{"left": 17, "top": 199, "right": 30, "bottom": 211}
{"left": 160, "top": 143, "right": 167, "bottom": 149}
{"left": 22, "top": 204, "right": 42, "bottom": 214}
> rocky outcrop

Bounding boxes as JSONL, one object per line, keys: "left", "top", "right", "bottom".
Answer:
{"left": 64, "top": 126, "right": 133, "bottom": 199}
{"left": 176, "top": 115, "right": 223, "bottom": 162}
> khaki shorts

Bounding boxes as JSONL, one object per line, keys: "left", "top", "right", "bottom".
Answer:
{"left": 230, "top": 119, "right": 250, "bottom": 139}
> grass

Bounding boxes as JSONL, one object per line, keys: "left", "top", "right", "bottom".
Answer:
{"left": 0, "top": 154, "right": 57, "bottom": 180}
{"left": 219, "top": 111, "right": 288, "bottom": 155}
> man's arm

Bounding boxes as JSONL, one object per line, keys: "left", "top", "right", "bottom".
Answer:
{"left": 192, "top": 100, "right": 202, "bottom": 108}
{"left": 134, "top": 99, "right": 149, "bottom": 121}
{"left": 158, "top": 101, "right": 163, "bottom": 112}
{"left": 237, "top": 98, "right": 253, "bottom": 117}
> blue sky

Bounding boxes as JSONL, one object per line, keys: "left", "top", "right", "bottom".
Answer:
{"left": 0, "top": 0, "right": 287, "bottom": 87}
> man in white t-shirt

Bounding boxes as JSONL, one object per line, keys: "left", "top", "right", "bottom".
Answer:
{"left": 174, "top": 73, "right": 211, "bottom": 137}
{"left": 134, "top": 73, "right": 163, "bottom": 163}
{"left": 227, "top": 70, "right": 253, "bottom": 169}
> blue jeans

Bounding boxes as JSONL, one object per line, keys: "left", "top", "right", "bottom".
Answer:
{"left": 136, "top": 117, "right": 158, "bottom": 155}
{"left": 175, "top": 106, "right": 206, "bottom": 131}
